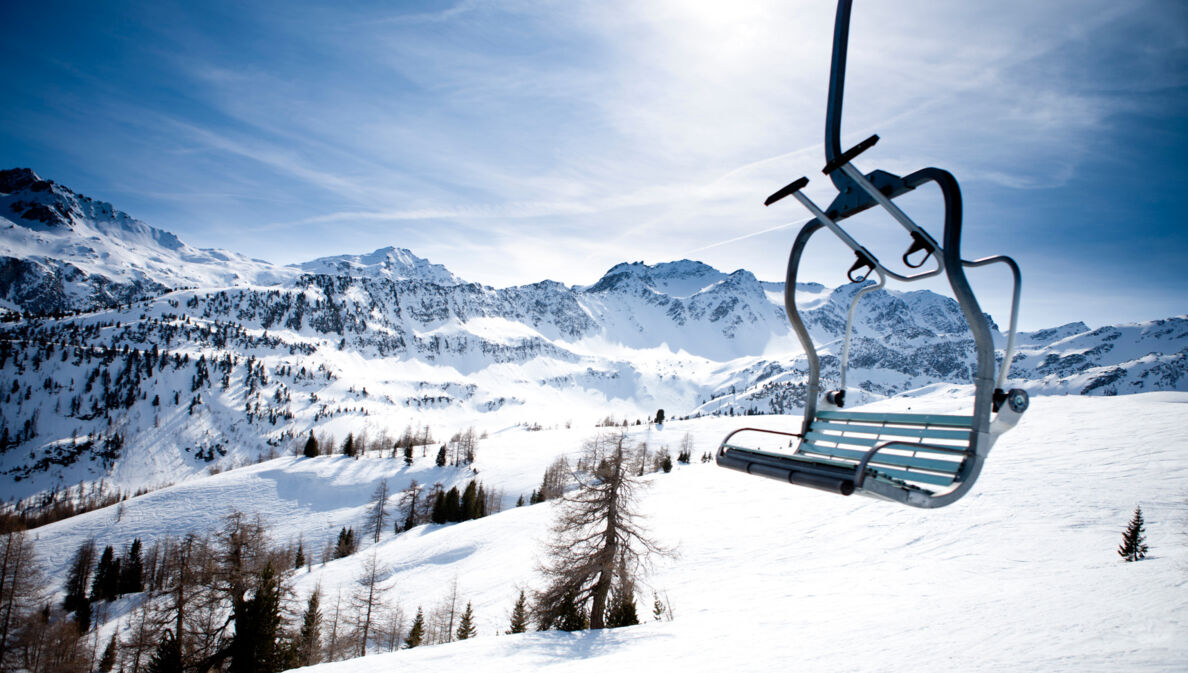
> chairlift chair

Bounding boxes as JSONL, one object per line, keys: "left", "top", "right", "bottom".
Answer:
{"left": 716, "top": 0, "right": 1029, "bottom": 508}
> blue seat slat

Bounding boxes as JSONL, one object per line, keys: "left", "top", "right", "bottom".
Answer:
{"left": 799, "top": 440, "right": 964, "bottom": 474}
{"left": 793, "top": 444, "right": 955, "bottom": 487}
{"left": 798, "top": 437, "right": 964, "bottom": 468}
{"left": 816, "top": 409, "right": 973, "bottom": 428}
{"left": 804, "top": 430, "right": 880, "bottom": 448}
{"left": 811, "top": 421, "right": 971, "bottom": 441}
{"left": 804, "top": 431, "right": 966, "bottom": 456}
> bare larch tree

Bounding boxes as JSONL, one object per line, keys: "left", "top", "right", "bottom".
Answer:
{"left": 535, "top": 430, "right": 668, "bottom": 630}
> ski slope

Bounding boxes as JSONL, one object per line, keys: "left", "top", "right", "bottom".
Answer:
{"left": 29, "top": 390, "right": 1188, "bottom": 672}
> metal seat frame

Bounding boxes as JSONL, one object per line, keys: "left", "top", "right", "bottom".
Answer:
{"left": 716, "top": 0, "right": 1029, "bottom": 508}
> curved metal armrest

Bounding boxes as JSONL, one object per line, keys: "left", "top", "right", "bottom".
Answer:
{"left": 852, "top": 440, "right": 972, "bottom": 490}
{"left": 963, "top": 255, "right": 1021, "bottom": 391}
{"left": 717, "top": 427, "right": 803, "bottom": 457}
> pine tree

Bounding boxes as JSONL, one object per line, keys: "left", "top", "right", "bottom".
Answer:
{"left": 461, "top": 480, "right": 479, "bottom": 521}
{"left": 334, "top": 528, "right": 357, "bottom": 559}
{"left": 342, "top": 433, "right": 356, "bottom": 458}
{"left": 119, "top": 538, "right": 144, "bottom": 594}
{"left": 1118, "top": 505, "right": 1149, "bottom": 562}
{"left": 303, "top": 431, "right": 319, "bottom": 458}
{"left": 435, "top": 445, "right": 447, "bottom": 467}
{"left": 98, "top": 632, "right": 118, "bottom": 672}
{"left": 550, "top": 588, "right": 587, "bottom": 632}
{"left": 605, "top": 590, "right": 639, "bottom": 627}
{"left": 604, "top": 565, "right": 639, "bottom": 628}
{"left": 145, "top": 630, "right": 182, "bottom": 673}
{"left": 295, "top": 588, "right": 323, "bottom": 667}
{"left": 404, "top": 607, "right": 425, "bottom": 648}
{"left": 104, "top": 556, "right": 122, "bottom": 601}
{"left": 90, "top": 545, "right": 115, "bottom": 602}
{"left": 445, "top": 486, "right": 463, "bottom": 522}
{"left": 228, "top": 562, "right": 285, "bottom": 673}
{"left": 294, "top": 541, "right": 306, "bottom": 570}
{"left": 62, "top": 539, "right": 95, "bottom": 630}
{"left": 430, "top": 490, "right": 447, "bottom": 525}
{"left": 455, "top": 602, "right": 477, "bottom": 640}
{"left": 507, "top": 590, "right": 530, "bottom": 634}
{"left": 403, "top": 444, "right": 414, "bottom": 466}
{"left": 652, "top": 592, "right": 667, "bottom": 621}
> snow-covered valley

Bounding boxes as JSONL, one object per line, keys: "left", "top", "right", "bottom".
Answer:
{"left": 2, "top": 167, "right": 1187, "bottom": 671}
{"left": 22, "top": 391, "right": 1188, "bottom": 672}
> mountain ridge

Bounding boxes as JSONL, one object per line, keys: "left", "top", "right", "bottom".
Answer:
{"left": 1, "top": 168, "right": 1185, "bottom": 505}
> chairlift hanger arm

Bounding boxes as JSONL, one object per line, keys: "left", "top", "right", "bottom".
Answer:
{"left": 824, "top": 0, "right": 856, "bottom": 191}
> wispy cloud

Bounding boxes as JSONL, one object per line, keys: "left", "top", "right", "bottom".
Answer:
{"left": 3, "top": 0, "right": 1185, "bottom": 327}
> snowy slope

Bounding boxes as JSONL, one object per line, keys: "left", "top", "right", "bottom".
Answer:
{"left": 26, "top": 390, "right": 1188, "bottom": 672}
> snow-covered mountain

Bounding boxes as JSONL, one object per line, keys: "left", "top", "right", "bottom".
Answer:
{"left": 0, "top": 168, "right": 294, "bottom": 314}
{"left": 1, "top": 168, "right": 1185, "bottom": 506}
{"left": 295, "top": 246, "right": 465, "bottom": 286}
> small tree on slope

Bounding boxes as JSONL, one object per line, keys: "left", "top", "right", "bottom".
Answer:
{"left": 365, "top": 481, "right": 390, "bottom": 544}
{"left": 294, "top": 588, "right": 322, "bottom": 667}
{"left": 404, "top": 608, "right": 425, "bottom": 648}
{"left": 455, "top": 602, "right": 477, "bottom": 640}
{"left": 1118, "top": 505, "right": 1149, "bottom": 562}
{"left": 507, "top": 590, "right": 530, "bottom": 634}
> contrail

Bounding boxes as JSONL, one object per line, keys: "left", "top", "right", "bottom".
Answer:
{"left": 682, "top": 219, "right": 810, "bottom": 255}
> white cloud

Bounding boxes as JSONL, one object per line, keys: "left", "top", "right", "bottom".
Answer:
{"left": 32, "top": 0, "right": 1181, "bottom": 326}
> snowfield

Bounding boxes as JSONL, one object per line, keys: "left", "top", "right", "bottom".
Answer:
{"left": 28, "top": 390, "right": 1188, "bottom": 672}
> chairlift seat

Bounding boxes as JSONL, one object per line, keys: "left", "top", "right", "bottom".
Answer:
{"left": 718, "top": 409, "right": 978, "bottom": 505}
{"left": 715, "top": 0, "right": 1028, "bottom": 509}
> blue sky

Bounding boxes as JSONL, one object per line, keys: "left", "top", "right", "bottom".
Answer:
{"left": 2, "top": 0, "right": 1186, "bottom": 330}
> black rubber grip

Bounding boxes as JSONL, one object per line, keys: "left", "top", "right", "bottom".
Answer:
{"left": 823, "top": 134, "right": 879, "bottom": 175}
{"left": 902, "top": 230, "right": 935, "bottom": 269}
{"left": 847, "top": 249, "right": 876, "bottom": 283}
{"left": 764, "top": 176, "right": 809, "bottom": 206}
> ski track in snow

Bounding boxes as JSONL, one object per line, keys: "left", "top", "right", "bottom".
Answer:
{"left": 23, "top": 391, "right": 1188, "bottom": 672}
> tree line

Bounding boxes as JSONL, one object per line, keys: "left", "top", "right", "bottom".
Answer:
{"left": 0, "top": 427, "right": 698, "bottom": 672}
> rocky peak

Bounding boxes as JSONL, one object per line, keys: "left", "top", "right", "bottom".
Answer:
{"left": 295, "top": 246, "right": 464, "bottom": 286}
{"left": 0, "top": 168, "right": 47, "bottom": 194}
{"left": 587, "top": 259, "right": 733, "bottom": 298}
